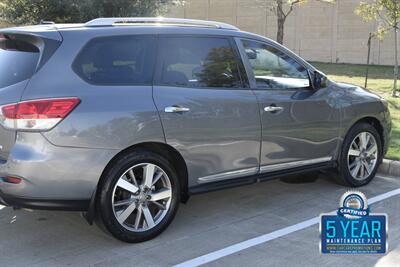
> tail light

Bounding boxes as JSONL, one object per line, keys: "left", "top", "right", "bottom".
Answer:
{"left": 2, "top": 176, "right": 22, "bottom": 184}
{"left": 0, "top": 97, "right": 80, "bottom": 131}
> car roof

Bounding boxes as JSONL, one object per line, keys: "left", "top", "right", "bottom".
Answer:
{"left": 1, "top": 18, "right": 316, "bottom": 72}
{"left": 2, "top": 19, "right": 247, "bottom": 41}
{"left": 1, "top": 20, "right": 259, "bottom": 43}
{"left": 3, "top": 17, "right": 239, "bottom": 32}
{"left": 2, "top": 17, "right": 276, "bottom": 43}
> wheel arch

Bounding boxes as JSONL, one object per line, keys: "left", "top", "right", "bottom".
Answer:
{"left": 344, "top": 116, "right": 385, "bottom": 157}
{"left": 103, "top": 142, "right": 189, "bottom": 202}
{"left": 84, "top": 142, "right": 189, "bottom": 225}
{"left": 333, "top": 116, "right": 384, "bottom": 186}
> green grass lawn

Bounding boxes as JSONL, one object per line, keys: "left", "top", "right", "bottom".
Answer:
{"left": 312, "top": 62, "right": 400, "bottom": 160}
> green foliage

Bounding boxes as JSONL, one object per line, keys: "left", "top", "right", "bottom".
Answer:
{"left": 0, "top": 0, "right": 79, "bottom": 24}
{"left": 83, "top": 0, "right": 180, "bottom": 21}
{"left": 356, "top": 0, "right": 400, "bottom": 38}
{"left": 0, "top": 0, "right": 182, "bottom": 25}
{"left": 356, "top": 1, "right": 400, "bottom": 96}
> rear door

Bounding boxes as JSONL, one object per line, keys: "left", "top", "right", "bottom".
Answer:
{"left": 0, "top": 32, "right": 60, "bottom": 161}
{"left": 153, "top": 36, "right": 261, "bottom": 187}
{"left": 237, "top": 38, "right": 340, "bottom": 171}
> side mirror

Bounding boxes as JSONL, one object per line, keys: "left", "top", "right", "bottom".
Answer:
{"left": 311, "top": 70, "right": 327, "bottom": 90}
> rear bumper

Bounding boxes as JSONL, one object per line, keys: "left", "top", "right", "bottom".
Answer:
{"left": 0, "top": 132, "right": 118, "bottom": 210}
{"left": 0, "top": 190, "right": 89, "bottom": 211}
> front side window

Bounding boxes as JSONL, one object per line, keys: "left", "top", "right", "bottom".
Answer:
{"left": 73, "top": 35, "right": 156, "bottom": 85}
{"left": 156, "top": 37, "right": 243, "bottom": 88}
{"left": 241, "top": 39, "right": 310, "bottom": 90}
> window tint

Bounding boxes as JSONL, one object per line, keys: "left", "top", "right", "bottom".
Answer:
{"left": 0, "top": 34, "right": 40, "bottom": 88}
{"left": 242, "top": 40, "right": 310, "bottom": 90}
{"left": 157, "top": 37, "right": 242, "bottom": 88}
{"left": 73, "top": 35, "right": 156, "bottom": 85}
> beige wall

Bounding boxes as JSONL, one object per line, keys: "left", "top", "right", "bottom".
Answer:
{"left": 167, "top": 0, "right": 397, "bottom": 66}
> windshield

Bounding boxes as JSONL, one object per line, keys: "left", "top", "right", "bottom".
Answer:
{"left": 0, "top": 34, "right": 40, "bottom": 88}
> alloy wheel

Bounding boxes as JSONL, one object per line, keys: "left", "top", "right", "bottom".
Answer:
{"left": 111, "top": 163, "right": 172, "bottom": 232}
{"left": 347, "top": 132, "right": 378, "bottom": 181}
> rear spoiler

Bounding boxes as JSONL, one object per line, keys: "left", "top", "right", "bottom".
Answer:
{"left": 0, "top": 25, "right": 63, "bottom": 70}
{"left": 0, "top": 25, "right": 62, "bottom": 41}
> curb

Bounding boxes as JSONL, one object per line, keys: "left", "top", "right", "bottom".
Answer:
{"left": 379, "top": 159, "right": 400, "bottom": 177}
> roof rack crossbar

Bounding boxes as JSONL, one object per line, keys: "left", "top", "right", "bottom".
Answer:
{"left": 84, "top": 17, "right": 239, "bottom": 31}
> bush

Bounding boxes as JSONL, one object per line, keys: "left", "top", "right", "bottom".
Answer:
{"left": 0, "top": 0, "right": 180, "bottom": 25}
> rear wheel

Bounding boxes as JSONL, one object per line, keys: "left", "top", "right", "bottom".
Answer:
{"left": 97, "top": 150, "right": 180, "bottom": 243}
{"left": 336, "top": 122, "right": 381, "bottom": 187}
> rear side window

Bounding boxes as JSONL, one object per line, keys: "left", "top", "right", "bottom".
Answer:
{"left": 0, "top": 34, "right": 40, "bottom": 88}
{"left": 73, "top": 35, "right": 156, "bottom": 85}
{"left": 156, "top": 37, "right": 243, "bottom": 88}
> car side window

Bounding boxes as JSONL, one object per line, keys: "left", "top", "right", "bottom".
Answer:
{"left": 73, "top": 35, "right": 156, "bottom": 85}
{"left": 241, "top": 39, "right": 310, "bottom": 90}
{"left": 0, "top": 34, "right": 40, "bottom": 89}
{"left": 156, "top": 37, "right": 243, "bottom": 88}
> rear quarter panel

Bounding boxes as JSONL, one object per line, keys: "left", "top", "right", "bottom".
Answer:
{"left": 21, "top": 28, "right": 165, "bottom": 149}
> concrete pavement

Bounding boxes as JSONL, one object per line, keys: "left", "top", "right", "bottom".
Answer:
{"left": 0, "top": 173, "right": 399, "bottom": 267}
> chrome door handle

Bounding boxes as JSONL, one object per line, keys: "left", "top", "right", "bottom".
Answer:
{"left": 164, "top": 106, "right": 190, "bottom": 113}
{"left": 264, "top": 106, "right": 284, "bottom": 112}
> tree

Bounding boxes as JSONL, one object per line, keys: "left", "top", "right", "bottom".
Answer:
{"left": 83, "top": 0, "right": 182, "bottom": 22}
{"left": 0, "top": 0, "right": 82, "bottom": 24}
{"left": 257, "top": 0, "right": 335, "bottom": 45}
{"left": 356, "top": 0, "right": 400, "bottom": 97}
{"left": 0, "top": 0, "right": 183, "bottom": 25}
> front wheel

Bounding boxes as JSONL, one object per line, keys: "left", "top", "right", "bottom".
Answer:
{"left": 96, "top": 150, "right": 180, "bottom": 243}
{"left": 336, "top": 122, "right": 382, "bottom": 187}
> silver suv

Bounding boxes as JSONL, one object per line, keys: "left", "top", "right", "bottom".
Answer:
{"left": 0, "top": 18, "right": 391, "bottom": 242}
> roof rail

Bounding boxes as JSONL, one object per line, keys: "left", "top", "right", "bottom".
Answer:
{"left": 84, "top": 17, "right": 239, "bottom": 31}
{"left": 40, "top": 20, "right": 55, "bottom": 25}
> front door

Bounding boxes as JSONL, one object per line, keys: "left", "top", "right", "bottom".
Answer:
{"left": 238, "top": 38, "right": 340, "bottom": 171}
{"left": 153, "top": 36, "right": 261, "bottom": 186}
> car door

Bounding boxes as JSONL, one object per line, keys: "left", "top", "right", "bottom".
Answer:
{"left": 237, "top": 38, "right": 340, "bottom": 171}
{"left": 153, "top": 35, "right": 261, "bottom": 187}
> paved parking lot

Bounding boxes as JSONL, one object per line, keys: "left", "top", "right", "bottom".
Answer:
{"left": 1, "top": 173, "right": 399, "bottom": 267}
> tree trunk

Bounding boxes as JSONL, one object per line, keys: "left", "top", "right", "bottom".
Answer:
{"left": 365, "top": 33, "right": 372, "bottom": 89}
{"left": 276, "top": 0, "right": 285, "bottom": 44}
{"left": 393, "top": 26, "right": 399, "bottom": 97}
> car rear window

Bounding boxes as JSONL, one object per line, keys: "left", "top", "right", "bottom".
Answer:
{"left": 0, "top": 34, "right": 40, "bottom": 88}
{"left": 73, "top": 35, "right": 156, "bottom": 86}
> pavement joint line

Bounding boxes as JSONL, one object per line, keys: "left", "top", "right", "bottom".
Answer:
{"left": 173, "top": 187, "right": 400, "bottom": 267}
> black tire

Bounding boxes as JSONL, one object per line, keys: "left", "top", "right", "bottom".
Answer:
{"left": 96, "top": 149, "right": 180, "bottom": 243}
{"left": 336, "top": 122, "right": 382, "bottom": 187}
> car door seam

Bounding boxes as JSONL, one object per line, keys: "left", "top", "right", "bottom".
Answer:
{"left": 151, "top": 34, "right": 167, "bottom": 144}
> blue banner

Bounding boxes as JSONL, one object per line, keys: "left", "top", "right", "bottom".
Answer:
{"left": 321, "top": 214, "right": 387, "bottom": 254}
